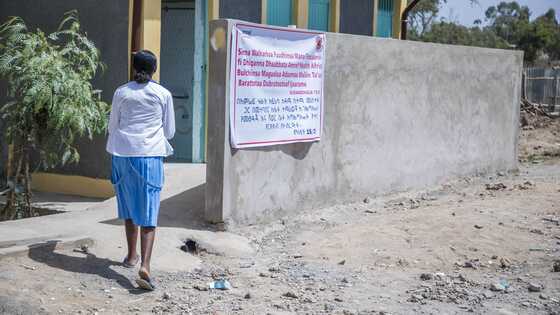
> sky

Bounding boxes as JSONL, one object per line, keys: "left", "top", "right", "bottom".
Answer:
{"left": 439, "top": 0, "right": 560, "bottom": 26}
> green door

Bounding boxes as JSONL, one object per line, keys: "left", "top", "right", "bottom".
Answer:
{"left": 377, "top": 0, "right": 393, "bottom": 38}
{"left": 267, "top": 0, "right": 293, "bottom": 26}
{"left": 160, "top": 0, "right": 207, "bottom": 162}
{"left": 308, "top": 0, "right": 330, "bottom": 31}
{"left": 160, "top": 3, "right": 195, "bottom": 161}
{"left": 192, "top": 0, "right": 207, "bottom": 162}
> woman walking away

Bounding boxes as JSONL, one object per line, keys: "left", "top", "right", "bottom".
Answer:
{"left": 106, "top": 50, "right": 175, "bottom": 291}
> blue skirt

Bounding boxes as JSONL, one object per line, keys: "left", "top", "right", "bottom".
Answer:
{"left": 111, "top": 156, "right": 164, "bottom": 227}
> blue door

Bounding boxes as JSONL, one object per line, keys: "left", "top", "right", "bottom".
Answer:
{"left": 308, "top": 0, "right": 330, "bottom": 31}
{"left": 268, "top": 0, "right": 293, "bottom": 26}
{"left": 377, "top": 0, "right": 393, "bottom": 37}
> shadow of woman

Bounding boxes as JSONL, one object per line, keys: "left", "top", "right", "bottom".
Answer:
{"left": 27, "top": 240, "right": 135, "bottom": 290}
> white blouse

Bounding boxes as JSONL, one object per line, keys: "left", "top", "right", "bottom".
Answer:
{"left": 106, "top": 81, "right": 176, "bottom": 157}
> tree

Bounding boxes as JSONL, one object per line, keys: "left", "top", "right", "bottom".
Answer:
{"left": 407, "top": 0, "right": 479, "bottom": 38}
{"left": 420, "top": 21, "right": 509, "bottom": 49}
{"left": 485, "top": 1, "right": 532, "bottom": 45}
{"left": 409, "top": 0, "right": 560, "bottom": 64}
{"left": 532, "top": 9, "right": 560, "bottom": 61}
{"left": 0, "top": 11, "right": 108, "bottom": 220}
{"left": 407, "top": 0, "right": 444, "bottom": 38}
{"left": 485, "top": 3, "right": 560, "bottom": 63}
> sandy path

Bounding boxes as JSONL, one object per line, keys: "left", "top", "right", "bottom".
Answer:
{"left": 0, "top": 114, "right": 559, "bottom": 315}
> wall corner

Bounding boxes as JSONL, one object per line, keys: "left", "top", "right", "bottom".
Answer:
{"left": 261, "top": 0, "right": 267, "bottom": 24}
{"left": 205, "top": 19, "right": 231, "bottom": 224}
{"left": 294, "top": 0, "right": 308, "bottom": 29}
{"left": 209, "top": 0, "right": 220, "bottom": 20}
{"left": 392, "top": 0, "right": 407, "bottom": 39}
{"left": 141, "top": 0, "right": 162, "bottom": 81}
{"left": 330, "top": 0, "right": 340, "bottom": 33}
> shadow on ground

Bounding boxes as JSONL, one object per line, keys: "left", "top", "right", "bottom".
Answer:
{"left": 0, "top": 295, "right": 46, "bottom": 315}
{"left": 27, "top": 240, "right": 135, "bottom": 290}
{"left": 1, "top": 192, "right": 105, "bottom": 206}
{"left": 30, "top": 193, "right": 106, "bottom": 204}
{"left": 100, "top": 183, "right": 211, "bottom": 230}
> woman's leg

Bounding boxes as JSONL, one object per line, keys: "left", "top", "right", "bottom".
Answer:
{"left": 125, "top": 219, "right": 139, "bottom": 262}
{"left": 139, "top": 226, "right": 156, "bottom": 277}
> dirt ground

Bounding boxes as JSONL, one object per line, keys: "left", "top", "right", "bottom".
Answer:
{"left": 0, "top": 113, "right": 559, "bottom": 315}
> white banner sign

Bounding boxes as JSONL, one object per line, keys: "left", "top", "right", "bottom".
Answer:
{"left": 229, "top": 23, "right": 325, "bottom": 148}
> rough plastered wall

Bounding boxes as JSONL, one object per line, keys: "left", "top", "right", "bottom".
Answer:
{"left": 0, "top": 0, "right": 129, "bottom": 179}
{"left": 206, "top": 19, "right": 523, "bottom": 224}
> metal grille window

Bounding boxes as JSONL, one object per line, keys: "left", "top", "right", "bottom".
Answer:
{"left": 308, "top": 0, "right": 330, "bottom": 31}
{"left": 525, "top": 67, "right": 560, "bottom": 109}
{"left": 340, "top": 0, "right": 374, "bottom": 36}
{"left": 267, "top": 0, "right": 293, "bottom": 26}
{"left": 376, "top": 0, "right": 393, "bottom": 38}
{"left": 219, "top": 0, "right": 262, "bottom": 23}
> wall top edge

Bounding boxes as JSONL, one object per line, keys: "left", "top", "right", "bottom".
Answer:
{"left": 210, "top": 19, "right": 523, "bottom": 60}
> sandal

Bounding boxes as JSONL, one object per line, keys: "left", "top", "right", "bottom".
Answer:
{"left": 136, "top": 268, "right": 156, "bottom": 291}
{"left": 122, "top": 255, "right": 139, "bottom": 268}
{"left": 136, "top": 277, "right": 156, "bottom": 291}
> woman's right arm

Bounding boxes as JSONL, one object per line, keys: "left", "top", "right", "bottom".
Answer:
{"left": 108, "top": 90, "right": 121, "bottom": 134}
{"left": 163, "top": 92, "right": 176, "bottom": 140}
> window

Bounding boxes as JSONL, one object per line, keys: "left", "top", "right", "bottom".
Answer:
{"left": 308, "top": 0, "right": 330, "bottom": 31}
{"left": 267, "top": 0, "right": 293, "bottom": 26}
{"left": 377, "top": 0, "right": 393, "bottom": 38}
{"left": 219, "top": 0, "right": 262, "bottom": 23}
{"left": 340, "top": 0, "right": 373, "bottom": 36}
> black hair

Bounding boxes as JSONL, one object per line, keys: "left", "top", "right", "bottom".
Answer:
{"left": 133, "top": 50, "right": 157, "bottom": 84}
{"left": 134, "top": 71, "right": 151, "bottom": 84}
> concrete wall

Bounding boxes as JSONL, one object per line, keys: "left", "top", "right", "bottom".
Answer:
{"left": 207, "top": 19, "right": 523, "bottom": 224}
{"left": 0, "top": 0, "right": 129, "bottom": 179}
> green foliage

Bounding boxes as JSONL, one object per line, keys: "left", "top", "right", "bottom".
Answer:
{"left": 407, "top": 0, "right": 478, "bottom": 37}
{"left": 418, "top": 21, "right": 509, "bottom": 49}
{"left": 407, "top": 0, "right": 445, "bottom": 37}
{"left": 407, "top": 1, "right": 560, "bottom": 64}
{"left": 0, "top": 11, "right": 108, "bottom": 169}
{"left": 0, "top": 11, "right": 108, "bottom": 220}
{"left": 484, "top": 3, "right": 560, "bottom": 63}
{"left": 532, "top": 9, "right": 560, "bottom": 61}
{"left": 485, "top": 1, "right": 531, "bottom": 44}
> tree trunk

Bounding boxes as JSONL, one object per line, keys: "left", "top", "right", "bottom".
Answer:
{"left": 9, "top": 145, "right": 24, "bottom": 220}
{"left": 1, "top": 139, "right": 15, "bottom": 220}
{"left": 2, "top": 139, "right": 24, "bottom": 221}
{"left": 1, "top": 191, "right": 13, "bottom": 221}
{"left": 24, "top": 146, "right": 33, "bottom": 218}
